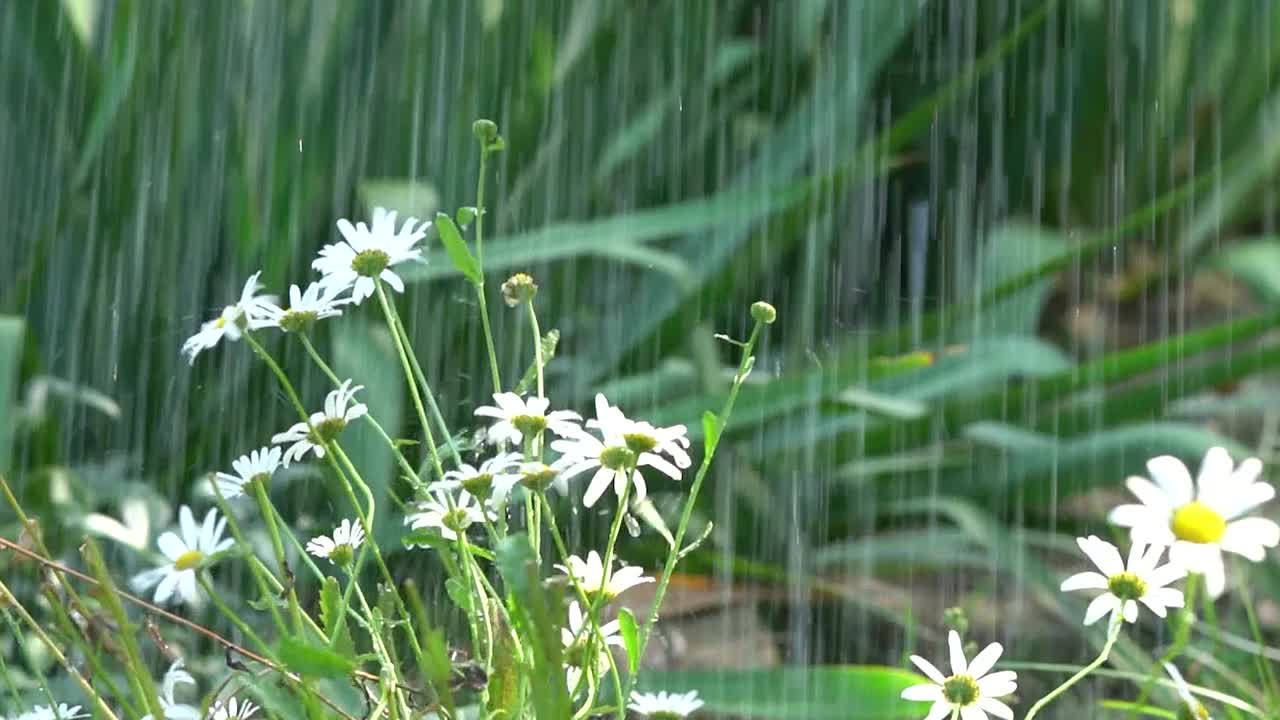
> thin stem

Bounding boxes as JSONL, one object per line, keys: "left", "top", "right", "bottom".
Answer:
{"left": 299, "top": 332, "right": 422, "bottom": 489}
{"left": 527, "top": 302, "right": 545, "bottom": 399}
{"left": 458, "top": 532, "right": 495, "bottom": 687}
{"left": 474, "top": 146, "right": 502, "bottom": 395}
{"left": 376, "top": 282, "right": 445, "bottom": 480}
{"left": 1024, "top": 612, "right": 1125, "bottom": 720}
{"left": 1129, "top": 572, "right": 1201, "bottom": 717}
{"left": 252, "top": 480, "right": 306, "bottom": 634}
{"left": 381, "top": 299, "right": 463, "bottom": 468}
{"left": 199, "top": 574, "right": 275, "bottom": 655}
{"left": 244, "top": 333, "right": 310, "bottom": 422}
{"left": 633, "top": 320, "right": 764, "bottom": 678}
{"left": 0, "top": 584, "right": 121, "bottom": 720}
{"left": 210, "top": 482, "right": 288, "bottom": 633}
{"left": 352, "top": 582, "right": 413, "bottom": 718}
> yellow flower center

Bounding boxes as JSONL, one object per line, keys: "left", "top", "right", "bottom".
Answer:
{"left": 351, "top": 249, "right": 391, "bottom": 277}
{"left": 1171, "top": 501, "right": 1227, "bottom": 544}
{"left": 623, "top": 432, "right": 658, "bottom": 454}
{"left": 174, "top": 550, "right": 204, "bottom": 571}
{"left": 599, "top": 445, "right": 637, "bottom": 471}
{"left": 1106, "top": 571, "right": 1148, "bottom": 601}
{"left": 942, "top": 674, "right": 979, "bottom": 706}
{"left": 510, "top": 414, "right": 547, "bottom": 437}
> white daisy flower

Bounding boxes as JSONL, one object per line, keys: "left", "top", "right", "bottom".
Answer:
{"left": 1109, "top": 447, "right": 1279, "bottom": 597}
{"left": 313, "top": 207, "right": 429, "bottom": 304}
{"left": 15, "top": 705, "right": 89, "bottom": 720}
{"left": 209, "top": 697, "right": 260, "bottom": 720}
{"left": 131, "top": 506, "right": 234, "bottom": 606}
{"left": 475, "top": 392, "right": 582, "bottom": 446}
{"left": 271, "top": 379, "right": 368, "bottom": 466}
{"left": 551, "top": 395, "right": 687, "bottom": 509}
{"left": 259, "top": 282, "right": 353, "bottom": 334}
{"left": 556, "top": 551, "right": 653, "bottom": 602}
{"left": 1060, "top": 536, "right": 1185, "bottom": 625}
{"left": 629, "top": 690, "right": 705, "bottom": 719}
{"left": 405, "top": 488, "right": 489, "bottom": 541}
{"left": 140, "top": 659, "right": 200, "bottom": 720}
{"left": 437, "top": 452, "right": 524, "bottom": 506}
{"left": 306, "top": 519, "right": 365, "bottom": 567}
{"left": 1164, "top": 663, "right": 1212, "bottom": 720}
{"left": 181, "top": 272, "right": 277, "bottom": 363}
{"left": 212, "top": 446, "right": 282, "bottom": 500}
{"left": 561, "top": 601, "right": 625, "bottom": 673}
{"left": 901, "top": 630, "right": 1017, "bottom": 720}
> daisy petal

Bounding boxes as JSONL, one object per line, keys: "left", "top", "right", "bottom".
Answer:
{"left": 1061, "top": 571, "right": 1108, "bottom": 592}
{"left": 966, "top": 642, "right": 1004, "bottom": 679}
{"left": 1147, "top": 455, "right": 1194, "bottom": 506}
{"left": 948, "top": 630, "right": 967, "bottom": 675}
{"left": 909, "top": 655, "right": 948, "bottom": 685}
{"left": 1083, "top": 594, "right": 1119, "bottom": 626}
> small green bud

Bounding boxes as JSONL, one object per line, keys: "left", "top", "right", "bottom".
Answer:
{"left": 329, "top": 544, "right": 354, "bottom": 569}
{"left": 943, "top": 606, "right": 969, "bottom": 637}
{"left": 486, "top": 135, "right": 506, "bottom": 153}
{"left": 456, "top": 206, "right": 478, "bottom": 227}
{"left": 751, "top": 301, "right": 777, "bottom": 324}
{"left": 501, "top": 273, "right": 538, "bottom": 307}
{"left": 473, "top": 119, "right": 499, "bottom": 143}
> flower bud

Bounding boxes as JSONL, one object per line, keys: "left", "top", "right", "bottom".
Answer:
{"left": 751, "top": 301, "right": 777, "bottom": 324}
{"left": 501, "top": 273, "right": 538, "bottom": 307}
{"left": 473, "top": 119, "right": 499, "bottom": 143}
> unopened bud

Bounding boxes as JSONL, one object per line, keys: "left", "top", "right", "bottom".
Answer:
{"left": 751, "top": 301, "right": 777, "bottom": 324}
{"left": 502, "top": 273, "right": 538, "bottom": 307}
{"left": 943, "top": 606, "right": 969, "bottom": 637}
{"left": 473, "top": 119, "right": 499, "bottom": 143}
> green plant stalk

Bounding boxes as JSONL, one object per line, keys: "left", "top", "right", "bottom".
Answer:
{"left": 539, "top": 493, "right": 627, "bottom": 719}
{"left": 598, "top": 471, "right": 633, "bottom": 603}
{"left": 376, "top": 282, "right": 445, "bottom": 480}
{"left": 351, "top": 581, "right": 413, "bottom": 718}
{"left": 252, "top": 480, "right": 306, "bottom": 635}
{"left": 1024, "top": 612, "right": 1125, "bottom": 720}
{"left": 298, "top": 332, "right": 424, "bottom": 490}
{"left": 79, "top": 538, "right": 165, "bottom": 718}
{"left": 198, "top": 574, "right": 274, "bottom": 656}
{"left": 210, "top": 482, "right": 288, "bottom": 632}
{"left": 40, "top": 590, "right": 138, "bottom": 718}
{"left": 381, "top": 297, "right": 464, "bottom": 468}
{"left": 0, "top": 589, "right": 121, "bottom": 720}
{"left": 1, "top": 606, "right": 61, "bottom": 714}
{"left": 474, "top": 145, "right": 503, "bottom": 395}
{"left": 1237, "top": 573, "right": 1280, "bottom": 704}
{"left": 632, "top": 319, "right": 764, "bottom": 682}
{"left": 527, "top": 302, "right": 545, "bottom": 399}
{"left": 458, "top": 532, "right": 496, "bottom": 684}
{"left": 1129, "top": 573, "right": 1201, "bottom": 717}
{"left": 0, "top": 629, "right": 28, "bottom": 710}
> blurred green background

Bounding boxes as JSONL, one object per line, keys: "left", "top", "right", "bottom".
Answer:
{"left": 5, "top": 0, "right": 1280, "bottom": 717}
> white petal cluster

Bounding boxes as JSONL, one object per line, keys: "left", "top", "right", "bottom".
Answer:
{"left": 1061, "top": 536, "right": 1185, "bottom": 625}
{"left": 139, "top": 660, "right": 201, "bottom": 720}
{"left": 181, "top": 272, "right": 276, "bottom": 363}
{"left": 131, "top": 507, "right": 233, "bottom": 606}
{"left": 628, "top": 690, "right": 705, "bottom": 718}
{"left": 902, "top": 631, "right": 1017, "bottom": 720}
{"left": 555, "top": 550, "right": 653, "bottom": 601}
{"left": 212, "top": 446, "right": 282, "bottom": 500}
{"left": 271, "top": 379, "right": 368, "bottom": 466}
{"left": 1110, "top": 447, "right": 1278, "bottom": 597}
{"left": 314, "top": 208, "right": 429, "bottom": 304}
{"left": 306, "top": 518, "right": 366, "bottom": 564}
{"left": 405, "top": 487, "right": 490, "bottom": 542}
{"left": 474, "top": 393, "right": 582, "bottom": 446}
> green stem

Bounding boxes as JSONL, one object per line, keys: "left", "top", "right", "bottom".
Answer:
{"left": 252, "top": 480, "right": 306, "bottom": 634}
{"left": 527, "top": 302, "right": 545, "bottom": 399}
{"left": 1024, "top": 612, "right": 1125, "bottom": 720}
{"left": 244, "top": 333, "right": 310, "bottom": 422}
{"left": 199, "top": 574, "right": 275, "bottom": 655}
{"left": 298, "top": 332, "right": 423, "bottom": 490}
{"left": 458, "top": 533, "right": 495, "bottom": 686}
{"left": 474, "top": 146, "right": 503, "bottom": 395}
{"left": 632, "top": 319, "right": 764, "bottom": 680}
{"left": 381, "top": 298, "right": 463, "bottom": 468}
{"left": 210, "top": 482, "right": 288, "bottom": 633}
{"left": 376, "top": 282, "right": 445, "bottom": 480}
{"left": 1129, "top": 573, "right": 1201, "bottom": 717}
{"left": 352, "top": 581, "right": 413, "bottom": 718}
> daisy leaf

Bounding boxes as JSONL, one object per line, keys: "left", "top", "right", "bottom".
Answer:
{"left": 435, "top": 212, "right": 483, "bottom": 285}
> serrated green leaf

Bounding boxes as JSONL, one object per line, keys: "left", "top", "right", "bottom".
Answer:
{"left": 617, "top": 608, "right": 639, "bottom": 675}
{"left": 435, "top": 212, "right": 482, "bottom": 285}
{"left": 277, "top": 637, "right": 355, "bottom": 679}
{"left": 320, "top": 576, "right": 355, "bottom": 657}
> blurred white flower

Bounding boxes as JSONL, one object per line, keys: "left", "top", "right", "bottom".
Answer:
{"left": 209, "top": 697, "right": 260, "bottom": 720}
{"left": 314, "top": 207, "right": 429, "bottom": 304}
{"left": 1061, "top": 536, "right": 1185, "bottom": 625}
{"left": 1164, "top": 663, "right": 1212, "bottom": 720}
{"left": 561, "top": 601, "right": 624, "bottom": 674}
{"left": 181, "top": 272, "right": 276, "bottom": 363}
{"left": 140, "top": 659, "right": 200, "bottom": 720}
{"left": 82, "top": 497, "right": 151, "bottom": 550}
{"left": 551, "top": 394, "right": 687, "bottom": 508}
{"left": 437, "top": 452, "right": 524, "bottom": 506}
{"left": 901, "top": 630, "right": 1017, "bottom": 720}
{"left": 1110, "top": 447, "right": 1279, "bottom": 597}
{"left": 259, "top": 282, "right": 352, "bottom": 333}
{"left": 405, "top": 487, "right": 489, "bottom": 542}
{"left": 14, "top": 704, "right": 89, "bottom": 720}
{"left": 131, "top": 506, "right": 233, "bottom": 606}
{"left": 272, "top": 379, "right": 368, "bottom": 466}
{"left": 213, "top": 446, "right": 282, "bottom": 500}
{"left": 474, "top": 393, "right": 581, "bottom": 446}
{"left": 556, "top": 551, "right": 653, "bottom": 602}
{"left": 629, "top": 690, "right": 705, "bottom": 718}
{"left": 307, "top": 519, "right": 365, "bottom": 566}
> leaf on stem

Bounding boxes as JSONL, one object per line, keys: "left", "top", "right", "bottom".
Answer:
{"left": 618, "top": 608, "right": 640, "bottom": 675}
{"left": 277, "top": 637, "right": 355, "bottom": 679}
{"left": 436, "top": 212, "right": 483, "bottom": 285}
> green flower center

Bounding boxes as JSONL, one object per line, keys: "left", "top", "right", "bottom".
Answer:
{"left": 942, "top": 674, "right": 980, "bottom": 706}
{"left": 351, "top": 249, "right": 390, "bottom": 278}
{"left": 1107, "top": 571, "right": 1149, "bottom": 601}
{"left": 174, "top": 550, "right": 204, "bottom": 571}
{"left": 462, "top": 473, "right": 493, "bottom": 497}
{"left": 329, "top": 543, "right": 354, "bottom": 567}
{"left": 443, "top": 509, "right": 473, "bottom": 534}
{"left": 511, "top": 414, "right": 547, "bottom": 437}
{"left": 279, "top": 309, "right": 318, "bottom": 334}
{"left": 520, "top": 465, "right": 557, "bottom": 492}
{"left": 599, "top": 445, "right": 637, "bottom": 471}
{"left": 1171, "top": 501, "right": 1226, "bottom": 544}
{"left": 623, "top": 433, "right": 658, "bottom": 454}
{"left": 312, "top": 417, "right": 348, "bottom": 444}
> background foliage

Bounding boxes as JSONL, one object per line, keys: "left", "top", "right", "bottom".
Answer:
{"left": 5, "top": 0, "right": 1280, "bottom": 716}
